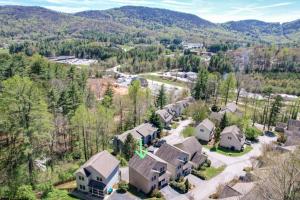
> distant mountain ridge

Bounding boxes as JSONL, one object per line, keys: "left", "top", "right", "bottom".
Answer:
{"left": 0, "top": 5, "right": 300, "bottom": 45}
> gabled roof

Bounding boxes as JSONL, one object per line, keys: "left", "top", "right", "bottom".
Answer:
{"left": 155, "top": 143, "right": 189, "bottom": 167}
{"left": 129, "top": 152, "right": 167, "bottom": 180}
{"left": 76, "top": 150, "right": 120, "bottom": 179}
{"left": 288, "top": 119, "right": 300, "bottom": 129}
{"left": 219, "top": 185, "right": 242, "bottom": 199}
{"left": 198, "top": 118, "right": 215, "bottom": 132}
{"left": 221, "top": 125, "right": 245, "bottom": 143}
{"left": 164, "top": 104, "right": 177, "bottom": 115}
{"left": 116, "top": 123, "right": 158, "bottom": 143}
{"left": 156, "top": 109, "right": 173, "bottom": 122}
{"left": 226, "top": 102, "right": 237, "bottom": 113}
{"left": 174, "top": 136, "right": 202, "bottom": 156}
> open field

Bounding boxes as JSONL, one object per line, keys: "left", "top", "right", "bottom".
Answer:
{"left": 140, "top": 74, "right": 189, "bottom": 88}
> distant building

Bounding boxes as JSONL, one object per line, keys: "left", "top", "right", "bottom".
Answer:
{"left": 155, "top": 143, "right": 192, "bottom": 179}
{"left": 174, "top": 137, "right": 207, "bottom": 169}
{"left": 196, "top": 118, "right": 215, "bottom": 142}
{"left": 75, "top": 151, "right": 120, "bottom": 198}
{"left": 129, "top": 153, "right": 168, "bottom": 194}
{"left": 220, "top": 125, "right": 245, "bottom": 151}
{"left": 113, "top": 123, "right": 159, "bottom": 152}
{"left": 182, "top": 42, "right": 203, "bottom": 50}
{"left": 131, "top": 77, "right": 148, "bottom": 87}
{"left": 220, "top": 102, "right": 237, "bottom": 114}
{"left": 156, "top": 109, "right": 173, "bottom": 127}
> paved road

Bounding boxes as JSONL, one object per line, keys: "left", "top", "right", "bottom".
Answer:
{"left": 163, "top": 119, "right": 192, "bottom": 145}
{"left": 189, "top": 135, "right": 277, "bottom": 200}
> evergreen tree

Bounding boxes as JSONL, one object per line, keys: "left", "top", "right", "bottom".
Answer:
{"left": 192, "top": 68, "right": 209, "bottom": 100}
{"left": 220, "top": 113, "right": 229, "bottom": 130}
{"left": 149, "top": 109, "right": 162, "bottom": 131}
{"left": 156, "top": 84, "right": 167, "bottom": 109}
{"left": 268, "top": 95, "right": 283, "bottom": 130}
{"left": 123, "top": 133, "right": 137, "bottom": 160}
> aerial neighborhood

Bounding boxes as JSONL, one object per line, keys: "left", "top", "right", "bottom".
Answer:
{"left": 1, "top": 2, "right": 300, "bottom": 200}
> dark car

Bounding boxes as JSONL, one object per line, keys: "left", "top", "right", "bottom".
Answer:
{"left": 153, "top": 139, "right": 166, "bottom": 148}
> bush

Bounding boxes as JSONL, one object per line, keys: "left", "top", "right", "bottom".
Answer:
{"left": 169, "top": 181, "right": 186, "bottom": 194}
{"left": 205, "top": 159, "right": 211, "bottom": 167}
{"left": 211, "top": 105, "right": 220, "bottom": 112}
{"left": 192, "top": 169, "right": 207, "bottom": 180}
{"left": 36, "top": 182, "right": 53, "bottom": 197}
{"left": 245, "top": 127, "right": 261, "bottom": 141}
{"left": 15, "top": 185, "right": 36, "bottom": 200}
{"left": 150, "top": 189, "right": 162, "bottom": 198}
{"left": 117, "top": 155, "right": 128, "bottom": 167}
{"left": 181, "top": 126, "right": 195, "bottom": 138}
{"left": 44, "top": 189, "right": 74, "bottom": 200}
{"left": 117, "top": 181, "right": 129, "bottom": 193}
{"left": 277, "top": 132, "right": 287, "bottom": 144}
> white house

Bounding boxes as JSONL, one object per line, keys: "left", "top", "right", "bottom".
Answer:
{"left": 196, "top": 119, "right": 215, "bottom": 142}
{"left": 75, "top": 150, "right": 120, "bottom": 198}
{"left": 220, "top": 125, "right": 245, "bottom": 151}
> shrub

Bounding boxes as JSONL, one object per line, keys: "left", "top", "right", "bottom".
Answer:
{"left": 181, "top": 126, "right": 195, "bottom": 138}
{"left": 277, "top": 132, "right": 287, "bottom": 144}
{"left": 211, "top": 104, "right": 220, "bottom": 112}
{"left": 169, "top": 181, "right": 186, "bottom": 194}
{"left": 15, "top": 185, "right": 36, "bottom": 200}
{"left": 117, "top": 181, "right": 128, "bottom": 193}
{"left": 150, "top": 189, "right": 162, "bottom": 198}
{"left": 44, "top": 189, "right": 74, "bottom": 200}
{"left": 36, "top": 182, "right": 53, "bottom": 197}
{"left": 205, "top": 159, "right": 211, "bottom": 167}
{"left": 117, "top": 155, "right": 128, "bottom": 167}
{"left": 192, "top": 169, "right": 206, "bottom": 180}
{"left": 245, "top": 127, "right": 261, "bottom": 141}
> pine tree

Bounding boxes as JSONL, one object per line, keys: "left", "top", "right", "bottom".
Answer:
{"left": 192, "top": 68, "right": 208, "bottom": 100}
{"left": 123, "top": 133, "right": 137, "bottom": 160}
{"left": 149, "top": 109, "right": 162, "bottom": 131}
{"left": 156, "top": 84, "right": 167, "bottom": 109}
{"left": 220, "top": 113, "right": 229, "bottom": 130}
{"left": 268, "top": 95, "right": 283, "bottom": 130}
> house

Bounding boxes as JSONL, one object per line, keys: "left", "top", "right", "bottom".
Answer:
{"left": 195, "top": 118, "right": 215, "bottom": 142}
{"left": 275, "top": 122, "right": 287, "bottom": 132}
{"left": 75, "top": 151, "right": 120, "bottom": 198}
{"left": 287, "top": 119, "right": 300, "bottom": 132}
{"left": 129, "top": 153, "right": 168, "bottom": 194}
{"left": 175, "top": 99, "right": 190, "bottom": 115}
{"left": 156, "top": 109, "right": 173, "bottom": 127}
{"left": 220, "top": 102, "right": 237, "bottom": 114}
{"left": 220, "top": 125, "right": 245, "bottom": 151}
{"left": 174, "top": 137, "right": 207, "bottom": 168}
{"left": 218, "top": 182, "right": 255, "bottom": 200}
{"left": 164, "top": 104, "right": 177, "bottom": 117}
{"left": 131, "top": 77, "right": 148, "bottom": 87}
{"left": 113, "top": 123, "right": 159, "bottom": 153}
{"left": 155, "top": 143, "right": 192, "bottom": 179}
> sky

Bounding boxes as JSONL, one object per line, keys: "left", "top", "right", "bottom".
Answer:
{"left": 1, "top": 0, "right": 300, "bottom": 23}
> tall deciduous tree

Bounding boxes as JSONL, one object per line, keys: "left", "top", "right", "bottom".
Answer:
{"left": 268, "top": 95, "right": 283, "bottom": 130}
{"left": 129, "top": 80, "right": 142, "bottom": 126}
{"left": 220, "top": 73, "right": 236, "bottom": 105}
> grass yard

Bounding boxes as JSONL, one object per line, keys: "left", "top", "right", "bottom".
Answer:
{"left": 55, "top": 180, "right": 76, "bottom": 190}
{"left": 171, "top": 122, "right": 179, "bottom": 129}
{"left": 201, "top": 166, "right": 226, "bottom": 180}
{"left": 209, "top": 145, "right": 253, "bottom": 157}
{"left": 0, "top": 48, "right": 8, "bottom": 54}
{"left": 181, "top": 126, "right": 196, "bottom": 138}
{"left": 140, "top": 74, "right": 188, "bottom": 88}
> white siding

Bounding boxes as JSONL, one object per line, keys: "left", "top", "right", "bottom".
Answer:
{"left": 196, "top": 125, "right": 211, "bottom": 142}
{"left": 75, "top": 172, "right": 89, "bottom": 192}
{"left": 220, "top": 133, "right": 242, "bottom": 151}
{"left": 105, "top": 166, "right": 120, "bottom": 192}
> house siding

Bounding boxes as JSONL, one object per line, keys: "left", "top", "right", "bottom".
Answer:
{"left": 220, "top": 133, "right": 243, "bottom": 151}
{"left": 105, "top": 166, "right": 120, "bottom": 192}
{"left": 196, "top": 125, "right": 212, "bottom": 141}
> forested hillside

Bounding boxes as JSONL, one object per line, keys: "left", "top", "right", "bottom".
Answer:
{"left": 1, "top": 5, "right": 300, "bottom": 46}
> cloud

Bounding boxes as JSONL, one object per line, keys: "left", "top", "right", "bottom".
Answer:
{"left": 45, "top": 5, "right": 89, "bottom": 13}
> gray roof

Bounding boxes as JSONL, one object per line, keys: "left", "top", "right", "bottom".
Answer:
{"left": 156, "top": 109, "right": 173, "bottom": 123}
{"left": 76, "top": 150, "right": 120, "bottom": 179}
{"left": 129, "top": 152, "right": 167, "bottom": 180}
{"left": 288, "top": 119, "right": 300, "bottom": 130}
{"left": 155, "top": 143, "right": 189, "bottom": 167}
{"left": 198, "top": 118, "right": 215, "bottom": 132}
{"left": 164, "top": 104, "right": 177, "bottom": 115}
{"left": 276, "top": 122, "right": 287, "bottom": 128}
{"left": 221, "top": 102, "right": 237, "bottom": 113}
{"left": 116, "top": 123, "right": 158, "bottom": 143}
{"left": 219, "top": 185, "right": 242, "bottom": 199}
{"left": 221, "top": 125, "right": 245, "bottom": 143}
{"left": 284, "top": 130, "right": 300, "bottom": 146}
{"left": 174, "top": 136, "right": 202, "bottom": 156}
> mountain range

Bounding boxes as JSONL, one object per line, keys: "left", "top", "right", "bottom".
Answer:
{"left": 0, "top": 5, "right": 300, "bottom": 45}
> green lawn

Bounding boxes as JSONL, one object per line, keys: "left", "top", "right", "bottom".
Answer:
{"left": 140, "top": 74, "right": 188, "bottom": 88}
{"left": 208, "top": 145, "right": 253, "bottom": 157}
{"left": 201, "top": 166, "right": 226, "bottom": 180}
{"left": 0, "top": 48, "right": 8, "bottom": 54}
{"left": 181, "top": 126, "right": 196, "bottom": 138}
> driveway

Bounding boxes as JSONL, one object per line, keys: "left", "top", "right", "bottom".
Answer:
{"left": 161, "top": 185, "right": 189, "bottom": 200}
{"left": 163, "top": 119, "right": 192, "bottom": 145}
{"left": 189, "top": 134, "right": 277, "bottom": 200}
{"left": 120, "top": 167, "right": 129, "bottom": 182}
{"left": 107, "top": 191, "right": 138, "bottom": 200}
{"left": 187, "top": 174, "right": 204, "bottom": 186}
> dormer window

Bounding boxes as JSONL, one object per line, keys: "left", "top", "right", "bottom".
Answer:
{"left": 79, "top": 176, "right": 84, "bottom": 181}
{"left": 96, "top": 177, "right": 102, "bottom": 182}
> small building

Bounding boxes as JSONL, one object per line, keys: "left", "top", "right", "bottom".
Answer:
{"left": 195, "top": 118, "right": 215, "bottom": 142}
{"left": 220, "top": 125, "right": 245, "bottom": 151}
{"left": 174, "top": 137, "right": 207, "bottom": 168}
{"left": 275, "top": 122, "right": 287, "bottom": 133}
{"left": 129, "top": 153, "right": 168, "bottom": 194}
{"left": 155, "top": 143, "right": 192, "bottom": 179}
{"left": 220, "top": 102, "right": 237, "bottom": 114}
{"left": 113, "top": 123, "right": 159, "bottom": 153}
{"left": 156, "top": 109, "right": 173, "bottom": 127}
{"left": 131, "top": 77, "right": 148, "bottom": 87}
{"left": 75, "top": 151, "right": 120, "bottom": 198}
{"left": 164, "top": 104, "right": 177, "bottom": 117}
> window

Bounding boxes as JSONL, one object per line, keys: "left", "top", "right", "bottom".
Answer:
{"left": 160, "top": 167, "right": 164, "bottom": 172}
{"left": 228, "top": 136, "right": 232, "bottom": 140}
{"left": 79, "top": 176, "right": 84, "bottom": 181}
{"left": 96, "top": 177, "right": 102, "bottom": 182}
{"left": 80, "top": 185, "right": 85, "bottom": 190}
{"left": 200, "top": 129, "right": 204, "bottom": 132}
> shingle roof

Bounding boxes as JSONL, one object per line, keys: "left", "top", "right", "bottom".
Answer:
{"left": 156, "top": 109, "right": 173, "bottom": 122}
{"left": 288, "top": 119, "right": 300, "bottom": 130}
{"left": 116, "top": 123, "right": 158, "bottom": 143}
{"left": 284, "top": 130, "right": 300, "bottom": 146}
{"left": 219, "top": 185, "right": 242, "bottom": 199}
{"left": 221, "top": 125, "right": 245, "bottom": 143}
{"left": 129, "top": 152, "right": 167, "bottom": 180}
{"left": 155, "top": 143, "right": 189, "bottom": 167}
{"left": 76, "top": 150, "right": 120, "bottom": 179}
{"left": 174, "top": 136, "right": 202, "bottom": 156}
{"left": 198, "top": 118, "right": 215, "bottom": 132}
{"left": 226, "top": 102, "right": 237, "bottom": 113}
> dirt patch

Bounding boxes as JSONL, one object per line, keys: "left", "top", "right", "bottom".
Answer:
{"left": 88, "top": 78, "right": 128, "bottom": 100}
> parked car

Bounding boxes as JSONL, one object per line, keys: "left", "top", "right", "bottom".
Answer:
{"left": 153, "top": 139, "right": 166, "bottom": 147}
{"left": 245, "top": 140, "right": 251, "bottom": 145}
{"left": 264, "top": 131, "right": 275, "bottom": 137}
